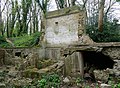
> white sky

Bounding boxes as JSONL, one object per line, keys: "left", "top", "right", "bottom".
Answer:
{"left": 49, "top": 0, "right": 120, "bottom": 23}
{"left": 48, "top": 0, "right": 57, "bottom": 11}
{"left": 112, "top": 3, "right": 120, "bottom": 20}
{"left": 1, "top": 0, "right": 120, "bottom": 23}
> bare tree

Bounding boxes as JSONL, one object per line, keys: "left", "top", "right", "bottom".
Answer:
{"left": 55, "top": 0, "right": 76, "bottom": 9}
{"left": 55, "top": 0, "right": 64, "bottom": 9}
{"left": 104, "top": 0, "right": 116, "bottom": 22}
{"left": 98, "top": 0, "right": 105, "bottom": 32}
{"left": 0, "top": 0, "right": 1, "bottom": 23}
{"left": 0, "top": 0, "right": 3, "bottom": 36}
{"left": 71, "top": 0, "right": 76, "bottom": 6}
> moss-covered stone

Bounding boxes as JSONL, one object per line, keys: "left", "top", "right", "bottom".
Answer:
{"left": 46, "top": 6, "right": 83, "bottom": 19}
{"left": 36, "top": 59, "right": 55, "bottom": 69}
{"left": 22, "top": 68, "right": 39, "bottom": 78}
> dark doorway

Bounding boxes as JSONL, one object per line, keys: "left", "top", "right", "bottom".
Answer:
{"left": 82, "top": 51, "right": 115, "bottom": 70}
{"left": 15, "top": 52, "right": 21, "bottom": 57}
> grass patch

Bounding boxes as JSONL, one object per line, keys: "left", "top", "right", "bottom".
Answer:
{"left": 0, "top": 32, "right": 41, "bottom": 48}
{"left": 13, "top": 32, "right": 41, "bottom": 47}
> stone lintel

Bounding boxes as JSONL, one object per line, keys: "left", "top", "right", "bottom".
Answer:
{"left": 46, "top": 6, "right": 84, "bottom": 19}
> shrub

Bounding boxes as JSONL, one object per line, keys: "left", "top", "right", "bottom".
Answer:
{"left": 37, "top": 73, "right": 61, "bottom": 88}
{"left": 86, "top": 21, "right": 120, "bottom": 42}
{"left": 13, "top": 32, "right": 41, "bottom": 47}
{"left": 0, "top": 36, "right": 11, "bottom": 48}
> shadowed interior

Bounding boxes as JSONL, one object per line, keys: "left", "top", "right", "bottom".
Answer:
{"left": 82, "top": 51, "right": 115, "bottom": 70}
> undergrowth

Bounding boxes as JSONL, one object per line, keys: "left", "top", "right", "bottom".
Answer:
{"left": 22, "top": 73, "right": 61, "bottom": 88}
{"left": 0, "top": 36, "right": 12, "bottom": 48}
{"left": 0, "top": 32, "right": 41, "bottom": 48}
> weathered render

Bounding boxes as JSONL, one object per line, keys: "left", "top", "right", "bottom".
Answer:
{"left": 45, "top": 6, "right": 86, "bottom": 46}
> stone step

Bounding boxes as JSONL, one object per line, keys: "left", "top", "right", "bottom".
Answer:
{"left": 0, "top": 71, "right": 5, "bottom": 77}
{"left": 8, "top": 71, "right": 18, "bottom": 78}
{"left": 0, "top": 77, "right": 4, "bottom": 82}
{"left": 101, "top": 84, "right": 112, "bottom": 88}
{"left": 0, "top": 83, "right": 6, "bottom": 88}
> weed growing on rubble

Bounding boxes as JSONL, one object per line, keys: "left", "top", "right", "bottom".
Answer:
{"left": 37, "top": 73, "right": 61, "bottom": 88}
{"left": 18, "top": 74, "right": 60, "bottom": 88}
{"left": 12, "top": 73, "right": 61, "bottom": 88}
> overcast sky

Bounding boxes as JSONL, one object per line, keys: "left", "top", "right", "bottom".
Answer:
{"left": 112, "top": 3, "right": 120, "bottom": 22}
{"left": 49, "top": 0, "right": 120, "bottom": 23}
{"left": 1, "top": 0, "right": 120, "bottom": 23}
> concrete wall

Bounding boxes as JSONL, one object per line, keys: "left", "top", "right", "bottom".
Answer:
{"left": 4, "top": 48, "right": 46, "bottom": 65}
{"left": 45, "top": 6, "right": 86, "bottom": 46}
{"left": 3, "top": 46, "right": 120, "bottom": 77}
{"left": 64, "top": 52, "right": 84, "bottom": 76}
{"left": 4, "top": 48, "right": 61, "bottom": 61}
{"left": 0, "top": 49, "right": 5, "bottom": 66}
{"left": 2, "top": 47, "right": 84, "bottom": 76}
{"left": 45, "top": 47, "right": 61, "bottom": 60}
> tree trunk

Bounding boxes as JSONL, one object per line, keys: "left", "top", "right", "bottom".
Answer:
{"left": 98, "top": 0, "right": 105, "bottom": 32}
{"left": 55, "top": 0, "right": 76, "bottom": 9}
{"left": 0, "top": 0, "right": 3, "bottom": 36}
{"left": 33, "top": 2, "right": 36, "bottom": 33}
{"left": 71, "top": 0, "right": 76, "bottom": 6}
{"left": 0, "top": 0, "right": 1, "bottom": 25}
{"left": 36, "top": 15, "right": 39, "bottom": 32}
{"left": 6, "top": 15, "right": 9, "bottom": 37}
{"left": 10, "top": 1, "right": 16, "bottom": 37}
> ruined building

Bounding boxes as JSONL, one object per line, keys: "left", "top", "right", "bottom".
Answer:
{"left": 1, "top": 6, "right": 120, "bottom": 79}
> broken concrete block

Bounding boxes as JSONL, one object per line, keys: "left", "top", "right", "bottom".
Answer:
{"left": 101, "top": 84, "right": 112, "bottom": 88}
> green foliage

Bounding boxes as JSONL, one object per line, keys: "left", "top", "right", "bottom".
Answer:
{"left": 0, "top": 36, "right": 11, "bottom": 48}
{"left": 86, "top": 21, "right": 120, "bottom": 42}
{"left": 0, "top": 42, "right": 11, "bottom": 48}
{"left": 13, "top": 32, "right": 41, "bottom": 47}
{"left": 17, "top": 73, "right": 61, "bottom": 88}
{"left": 107, "top": 76, "right": 120, "bottom": 88}
{"left": 76, "top": 77, "right": 82, "bottom": 84}
{"left": 108, "top": 81, "right": 120, "bottom": 88}
{"left": 116, "top": 0, "right": 120, "bottom": 2}
{"left": 0, "top": 36, "right": 6, "bottom": 43}
{"left": 37, "top": 73, "right": 61, "bottom": 88}
{"left": 37, "top": 79, "right": 47, "bottom": 88}
{"left": 0, "top": 32, "right": 41, "bottom": 48}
